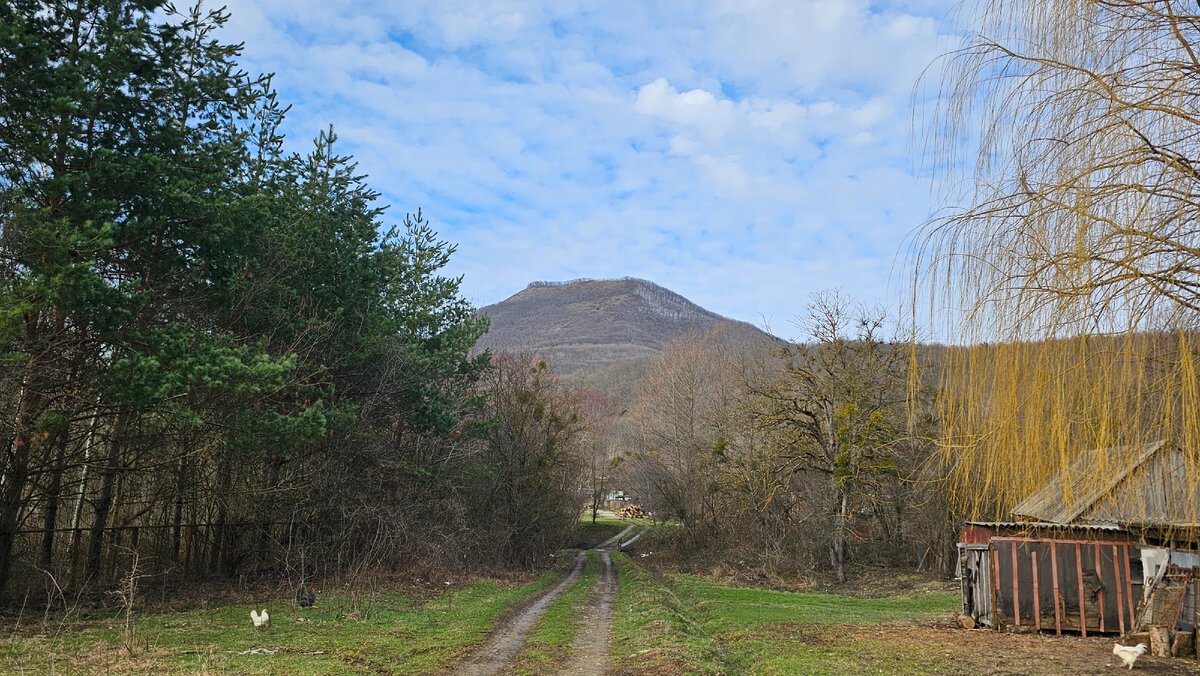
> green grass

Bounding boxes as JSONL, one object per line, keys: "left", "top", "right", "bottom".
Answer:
{"left": 1, "top": 573, "right": 557, "bottom": 675}
{"left": 577, "top": 510, "right": 657, "bottom": 528}
{"left": 673, "top": 575, "right": 955, "bottom": 628}
{"left": 580, "top": 515, "right": 628, "bottom": 527}
{"left": 611, "top": 555, "right": 961, "bottom": 675}
{"left": 611, "top": 553, "right": 725, "bottom": 674}
{"left": 510, "top": 550, "right": 601, "bottom": 674}
{"left": 2, "top": 555, "right": 962, "bottom": 675}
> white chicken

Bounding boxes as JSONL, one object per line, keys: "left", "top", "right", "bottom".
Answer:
{"left": 1112, "top": 642, "right": 1146, "bottom": 670}
{"left": 250, "top": 608, "right": 270, "bottom": 629}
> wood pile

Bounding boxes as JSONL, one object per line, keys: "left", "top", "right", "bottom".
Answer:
{"left": 617, "top": 504, "right": 647, "bottom": 519}
{"left": 1172, "top": 630, "right": 1193, "bottom": 658}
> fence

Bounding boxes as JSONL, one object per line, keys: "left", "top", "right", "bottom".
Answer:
{"left": 10, "top": 519, "right": 319, "bottom": 596}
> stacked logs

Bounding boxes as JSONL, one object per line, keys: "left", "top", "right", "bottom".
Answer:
{"left": 616, "top": 504, "right": 647, "bottom": 519}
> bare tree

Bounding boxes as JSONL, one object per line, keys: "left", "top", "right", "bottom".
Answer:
{"left": 576, "top": 389, "right": 616, "bottom": 524}
{"left": 474, "top": 355, "right": 587, "bottom": 566}
{"left": 627, "top": 330, "right": 739, "bottom": 540}
{"left": 919, "top": 0, "right": 1200, "bottom": 334}
{"left": 752, "top": 292, "right": 909, "bottom": 583}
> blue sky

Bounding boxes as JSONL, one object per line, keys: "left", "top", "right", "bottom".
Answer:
{"left": 221, "top": 0, "right": 959, "bottom": 338}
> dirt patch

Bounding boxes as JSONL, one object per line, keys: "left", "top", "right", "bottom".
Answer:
{"left": 776, "top": 619, "right": 1200, "bottom": 675}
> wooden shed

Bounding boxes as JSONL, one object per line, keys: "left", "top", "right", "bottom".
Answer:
{"left": 958, "top": 440, "right": 1200, "bottom": 636}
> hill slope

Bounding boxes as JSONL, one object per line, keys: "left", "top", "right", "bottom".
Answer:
{"left": 475, "top": 278, "right": 774, "bottom": 374}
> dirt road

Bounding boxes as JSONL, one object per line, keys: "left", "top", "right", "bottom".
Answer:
{"left": 457, "top": 551, "right": 588, "bottom": 676}
{"left": 559, "top": 550, "right": 617, "bottom": 675}
{"left": 453, "top": 524, "right": 639, "bottom": 676}
{"left": 561, "top": 526, "right": 648, "bottom": 675}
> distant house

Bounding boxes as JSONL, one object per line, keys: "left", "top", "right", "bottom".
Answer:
{"left": 605, "top": 490, "right": 631, "bottom": 511}
{"left": 959, "top": 440, "right": 1200, "bottom": 636}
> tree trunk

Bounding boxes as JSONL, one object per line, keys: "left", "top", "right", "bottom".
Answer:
{"left": 84, "top": 414, "right": 124, "bottom": 583}
{"left": 0, "top": 342, "right": 48, "bottom": 595}
{"left": 68, "top": 407, "right": 102, "bottom": 584}
{"left": 820, "top": 401, "right": 849, "bottom": 584}
{"left": 0, "top": 432, "right": 34, "bottom": 594}
{"left": 172, "top": 456, "right": 186, "bottom": 565}
{"left": 832, "top": 489, "right": 850, "bottom": 584}
{"left": 590, "top": 457, "right": 602, "bottom": 524}
{"left": 255, "top": 456, "right": 282, "bottom": 570}
{"left": 211, "top": 450, "right": 233, "bottom": 573}
{"left": 38, "top": 425, "right": 71, "bottom": 570}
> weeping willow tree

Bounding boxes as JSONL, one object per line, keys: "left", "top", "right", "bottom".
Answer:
{"left": 915, "top": 0, "right": 1200, "bottom": 526}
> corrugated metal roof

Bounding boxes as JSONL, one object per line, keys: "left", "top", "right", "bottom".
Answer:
{"left": 1011, "top": 440, "right": 1200, "bottom": 526}
{"left": 966, "top": 521, "right": 1123, "bottom": 531}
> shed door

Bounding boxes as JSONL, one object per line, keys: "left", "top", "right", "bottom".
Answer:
{"left": 962, "top": 546, "right": 992, "bottom": 625}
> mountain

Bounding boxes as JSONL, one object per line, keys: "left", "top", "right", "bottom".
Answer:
{"left": 475, "top": 278, "right": 776, "bottom": 375}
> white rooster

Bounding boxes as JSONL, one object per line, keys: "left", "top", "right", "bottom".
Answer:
{"left": 250, "top": 608, "right": 270, "bottom": 629}
{"left": 1112, "top": 642, "right": 1147, "bottom": 670}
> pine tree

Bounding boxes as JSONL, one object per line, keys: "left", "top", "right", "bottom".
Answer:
{"left": 0, "top": 0, "right": 283, "bottom": 592}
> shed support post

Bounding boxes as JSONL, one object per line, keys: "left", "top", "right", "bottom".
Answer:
{"left": 1032, "top": 550, "right": 1041, "bottom": 632}
{"left": 992, "top": 545, "right": 1001, "bottom": 626}
{"left": 1076, "top": 542, "right": 1088, "bottom": 637}
{"left": 1011, "top": 541, "right": 1021, "bottom": 627}
{"left": 1114, "top": 544, "right": 1126, "bottom": 636}
{"left": 1124, "top": 544, "right": 1136, "bottom": 630}
{"left": 1095, "top": 544, "right": 1105, "bottom": 633}
{"left": 1193, "top": 570, "right": 1198, "bottom": 647}
{"left": 1051, "top": 542, "right": 1062, "bottom": 635}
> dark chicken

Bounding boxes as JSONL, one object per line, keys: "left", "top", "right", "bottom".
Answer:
{"left": 297, "top": 585, "right": 316, "bottom": 608}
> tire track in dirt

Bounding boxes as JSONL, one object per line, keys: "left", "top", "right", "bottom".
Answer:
{"left": 455, "top": 525, "right": 635, "bottom": 676}
{"left": 559, "top": 550, "right": 616, "bottom": 676}
{"left": 594, "top": 524, "right": 635, "bottom": 549}
{"left": 457, "top": 551, "right": 587, "bottom": 676}
{"left": 559, "top": 525, "right": 646, "bottom": 676}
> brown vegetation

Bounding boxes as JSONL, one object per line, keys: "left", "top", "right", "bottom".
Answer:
{"left": 614, "top": 296, "right": 956, "bottom": 581}
{"left": 474, "top": 278, "right": 776, "bottom": 375}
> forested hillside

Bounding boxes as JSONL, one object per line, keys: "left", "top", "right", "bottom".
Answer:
{"left": 475, "top": 278, "right": 777, "bottom": 375}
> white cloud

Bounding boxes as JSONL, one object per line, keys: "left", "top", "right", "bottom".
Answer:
{"left": 219, "top": 0, "right": 958, "bottom": 338}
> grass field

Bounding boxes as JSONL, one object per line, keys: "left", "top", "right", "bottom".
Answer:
{"left": 611, "top": 553, "right": 964, "bottom": 675}
{"left": 607, "top": 557, "right": 1200, "bottom": 676}
{"left": 1, "top": 572, "right": 555, "bottom": 675}
{"left": 6, "top": 555, "right": 1175, "bottom": 676}
{"left": 2, "top": 554, "right": 962, "bottom": 676}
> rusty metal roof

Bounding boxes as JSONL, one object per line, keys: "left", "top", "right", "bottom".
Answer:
{"left": 966, "top": 521, "right": 1123, "bottom": 531}
{"left": 1011, "top": 440, "right": 1200, "bottom": 526}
